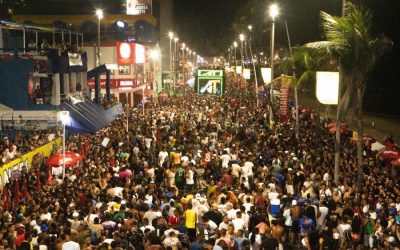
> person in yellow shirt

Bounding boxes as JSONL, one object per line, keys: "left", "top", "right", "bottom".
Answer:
{"left": 184, "top": 203, "right": 197, "bottom": 241}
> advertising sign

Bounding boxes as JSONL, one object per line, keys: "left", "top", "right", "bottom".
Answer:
{"left": 279, "top": 81, "right": 289, "bottom": 122}
{"left": 196, "top": 70, "right": 224, "bottom": 96}
{"left": 0, "top": 138, "right": 61, "bottom": 187}
{"left": 135, "top": 44, "right": 146, "bottom": 64}
{"left": 68, "top": 53, "right": 83, "bottom": 66}
{"left": 127, "top": 0, "right": 152, "bottom": 15}
{"left": 243, "top": 69, "right": 251, "bottom": 80}
{"left": 116, "top": 42, "right": 135, "bottom": 64}
{"left": 261, "top": 67, "right": 272, "bottom": 84}
{"left": 316, "top": 71, "right": 339, "bottom": 105}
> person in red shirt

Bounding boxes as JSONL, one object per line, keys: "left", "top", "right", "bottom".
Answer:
{"left": 168, "top": 209, "right": 180, "bottom": 226}
{"left": 220, "top": 169, "right": 233, "bottom": 188}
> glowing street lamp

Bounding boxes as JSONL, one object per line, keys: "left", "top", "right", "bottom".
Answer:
{"left": 95, "top": 9, "right": 103, "bottom": 66}
{"left": 269, "top": 3, "right": 279, "bottom": 124}
{"left": 239, "top": 34, "right": 245, "bottom": 69}
{"left": 248, "top": 24, "right": 259, "bottom": 107}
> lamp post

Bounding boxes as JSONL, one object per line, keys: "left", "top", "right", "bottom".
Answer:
{"left": 174, "top": 37, "right": 179, "bottom": 93}
{"left": 248, "top": 25, "right": 260, "bottom": 107}
{"left": 239, "top": 34, "right": 245, "bottom": 69}
{"left": 168, "top": 32, "right": 174, "bottom": 72}
{"left": 269, "top": 4, "right": 279, "bottom": 124}
{"left": 59, "top": 111, "right": 69, "bottom": 180}
{"left": 95, "top": 9, "right": 103, "bottom": 66}
{"left": 142, "top": 85, "right": 145, "bottom": 115}
{"left": 233, "top": 41, "right": 238, "bottom": 88}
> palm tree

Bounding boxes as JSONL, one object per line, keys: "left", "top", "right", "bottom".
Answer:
{"left": 307, "top": 3, "right": 392, "bottom": 188}
{"left": 278, "top": 47, "right": 325, "bottom": 140}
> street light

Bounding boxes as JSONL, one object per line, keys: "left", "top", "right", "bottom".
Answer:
{"left": 173, "top": 37, "right": 179, "bottom": 93}
{"left": 248, "top": 24, "right": 259, "bottom": 107}
{"left": 168, "top": 32, "right": 174, "bottom": 72}
{"left": 269, "top": 3, "right": 279, "bottom": 124}
{"left": 239, "top": 34, "right": 245, "bottom": 69}
{"left": 95, "top": 9, "right": 103, "bottom": 66}
{"left": 59, "top": 111, "right": 70, "bottom": 180}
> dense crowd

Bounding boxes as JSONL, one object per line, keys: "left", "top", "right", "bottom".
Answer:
{"left": 0, "top": 78, "right": 399, "bottom": 250}
{"left": 0, "top": 127, "right": 60, "bottom": 166}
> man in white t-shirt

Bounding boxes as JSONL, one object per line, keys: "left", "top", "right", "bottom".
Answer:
{"left": 159, "top": 148, "right": 169, "bottom": 167}
{"left": 144, "top": 137, "right": 152, "bottom": 149}
{"left": 231, "top": 162, "right": 241, "bottom": 186}
{"left": 220, "top": 151, "right": 231, "bottom": 169}
{"left": 231, "top": 211, "right": 246, "bottom": 232}
{"left": 62, "top": 228, "right": 80, "bottom": 250}
{"left": 185, "top": 165, "right": 195, "bottom": 191}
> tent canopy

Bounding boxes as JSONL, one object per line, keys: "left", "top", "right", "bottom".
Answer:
{"left": 60, "top": 99, "right": 115, "bottom": 133}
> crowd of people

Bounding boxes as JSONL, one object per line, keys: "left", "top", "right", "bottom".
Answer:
{"left": 0, "top": 77, "right": 400, "bottom": 250}
{"left": 0, "top": 127, "right": 60, "bottom": 166}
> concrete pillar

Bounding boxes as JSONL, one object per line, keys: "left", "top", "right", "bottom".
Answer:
{"left": 51, "top": 73, "right": 61, "bottom": 105}
{"left": 63, "top": 73, "right": 70, "bottom": 98}
{"left": 70, "top": 72, "right": 77, "bottom": 93}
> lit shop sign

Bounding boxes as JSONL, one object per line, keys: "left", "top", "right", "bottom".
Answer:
{"left": 120, "top": 80, "right": 133, "bottom": 86}
{"left": 196, "top": 70, "right": 225, "bottom": 96}
{"left": 126, "top": 0, "right": 152, "bottom": 15}
{"left": 135, "top": 44, "right": 145, "bottom": 64}
{"left": 117, "top": 42, "right": 135, "bottom": 64}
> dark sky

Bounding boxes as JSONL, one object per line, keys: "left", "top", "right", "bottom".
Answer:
{"left": 173, "top": 0, "right": 400, "bottom": 57}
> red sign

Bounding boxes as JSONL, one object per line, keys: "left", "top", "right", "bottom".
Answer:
{"left": 116, "top": 42, "right": 135, "bottom": 64}
{"left": 279, "top": 82, "right": 289, "bottom": 122}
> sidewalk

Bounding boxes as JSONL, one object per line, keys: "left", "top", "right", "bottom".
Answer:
{"left": 297, "top": 91, "right": 400, "bottom": 143}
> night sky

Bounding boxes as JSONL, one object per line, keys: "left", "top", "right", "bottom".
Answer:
{"left": 173, "top": 0, "right": 400, "bottom": 115}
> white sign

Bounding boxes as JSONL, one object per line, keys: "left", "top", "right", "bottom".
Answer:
{"left": 135, "top": 44, "right": 146, "bottom": 64}
{"left": 261, "top": 68, "right": 272, "bottom": 84}
{"left": 243, "top": 69, "right": 251, "bottom": 80}
{"left": 127, "top": 0, "right": 152, "bottom": 15}
{"left": 316, "top": 71, "right": 339, "bottom": 105}
{"left": 120, "top": 80, "right": 133, "bottom": 86}
{"left": 236, "top": 66, "right": 242, "bottom": 75}
{"left": 101, "top": 137, "right": 110, "bottom": 147}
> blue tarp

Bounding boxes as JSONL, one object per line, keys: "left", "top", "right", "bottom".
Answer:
{"left": 60, "top": 99, "right": 115, "bottom": 134}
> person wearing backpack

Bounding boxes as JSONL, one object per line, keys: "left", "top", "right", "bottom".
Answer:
{"left": 337, "top": 215, "right": 352, "bottom": 249}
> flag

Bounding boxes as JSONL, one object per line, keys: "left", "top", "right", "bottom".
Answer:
{"left": 1, "top": 186, "right": 10, "bottom": 211}
{"left": 21, "top": 175, "right": 31, "bottom": 201}
{"left": 35, "top": 170, "right": 41, "bottom": 191}
{"left": 13, "top": 179, "right": 20, "bottom": 206}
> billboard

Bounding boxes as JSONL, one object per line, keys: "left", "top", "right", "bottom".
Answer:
{"left": 316, "top": 71, "right": 339, "bottom": 105}
{"left": 196, "top": 70, "right": 224, "bottom": 96}
{"left": 127, "top": 0, "right": 152, "bottom": 15}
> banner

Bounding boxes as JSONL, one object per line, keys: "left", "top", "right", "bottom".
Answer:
{"left": 316, "top": 71, "right": 339, "bottom": 105}
{"left": 279, "top": 81, "right": 289, "bottom": 122}
{"left": 68, "top": 53, "right": 83, "bottom": 66}
{"left": 127, "top": 0, "right": 152, "bottom": 15}
{"left": 243, "top": 69, "right": 251, "bottom": 80}
{"left": 107, "top": 103, "right": 124, "bottom": 117}
{"left": 0, "top": 138, "right": 61, "bottom": 188}
{"left": 261, "top": 68, "right": 272, "bottom": 84}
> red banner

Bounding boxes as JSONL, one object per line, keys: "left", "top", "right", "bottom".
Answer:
{"left": 279, "top": 82, "right": 289, "bottom": 122}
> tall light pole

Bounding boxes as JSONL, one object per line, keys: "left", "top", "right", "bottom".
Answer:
{"left": 96, "top": 9, "right": 103, "bottom": 66}
{"left": 239, "top": 34, "right": 245, "bottom": 69}
{"left": 174, "top": 37, "right": 179, "bottom": 93}
{"left": 248, "top": 25, "right": 260, "bottom": 107}
{"left": 168, "top": 32, "right": 174, "bottom": 72}
{"left": 233, "top": 41, "right": 238, "bottom": 88}
{"left": 60, "top": 111, "right": 69, "bottom": 180}
{"left": 269, "top": 4, "right": 279, "bottom": 124}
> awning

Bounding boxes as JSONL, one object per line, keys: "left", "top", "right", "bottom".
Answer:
{"left": 60, "top": 99, "right": 115, "bottom": 133}
{"left": 135, "top": 89, "right": 153, "bottom": 95}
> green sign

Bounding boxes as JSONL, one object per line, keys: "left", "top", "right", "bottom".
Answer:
{"left": 196, "top": 70, "right": 225, "bottom": 96}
